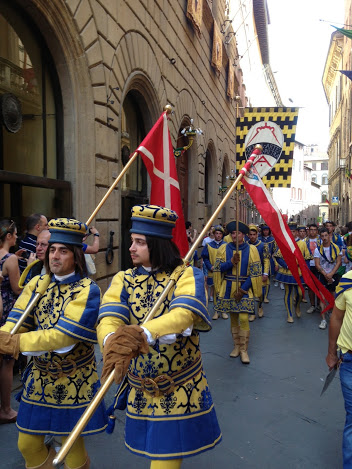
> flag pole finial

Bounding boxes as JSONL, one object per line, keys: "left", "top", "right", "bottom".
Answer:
{"left": 164, "top": 104, "right": 173, "bottom": 114}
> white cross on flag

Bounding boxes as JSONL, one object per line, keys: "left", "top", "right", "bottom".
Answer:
{"left": 136, "top": 111, "right": 189, "bottom": 256}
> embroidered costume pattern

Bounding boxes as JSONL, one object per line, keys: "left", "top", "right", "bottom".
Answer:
{"left": 98, "top": 265, "right": 221, "bottom": 459}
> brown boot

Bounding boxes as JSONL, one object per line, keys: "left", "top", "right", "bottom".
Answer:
{"left": 239, "top": 330, "right": 250, "bottom": 364}
{"left": 258, "top": 306, "right": 264, "bottom": 318}
{"left": 229, "top": 326, "right": 240, "bottom": 358}
{"left": 212, "top": 311, "right": 219, "bottom": 320}
{"left": 221, "top": 312, "right": 229, "bottom": 319}
{"left": 26, "top": 448, "right": 56, "bottom": 469}
{"left": 65, "top": 455, "right": 90, "bottom": 469}
{"left": 249, "top": 314, "right": 256, "bottom": 322}
{"left": 295, "top": 307, "right": 301, "bottom": 318}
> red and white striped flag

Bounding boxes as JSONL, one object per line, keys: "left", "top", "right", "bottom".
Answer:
{"left": 240, "top": 165, "right": 335, "bottom": 312}
{"left": 136, "top": 111, "right": 189, "bottom": 256}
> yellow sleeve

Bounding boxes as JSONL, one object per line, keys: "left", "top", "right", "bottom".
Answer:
{"left": 249, "top": 245, "right": 262, "bottom": 298}
{"left": 97, "top": 271, "right": 129, "bottom": 350}
{"left": 298, "top": 241, "right": 312, "bottom": 260}
{"left": 97, "top": 317, "right": 126, "bottom": 351}
{"left": 144, "top": 309, "right": 197, "bottom": 340}
{"left": 19, "top": 329, "right": 79, "bottom": 352}
{"left": 263, "top": 244, "right": 270, "bottom": 274}
{"left": 213, "top": 243, "right": 227, "bottom": 293}
{"left": 336, "top": 291, "right": 346, "bottom": 311}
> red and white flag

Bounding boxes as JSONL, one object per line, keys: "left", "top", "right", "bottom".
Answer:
{"left": 240, "top": 164, "right": 335, "bottom": 312}
{"left": 136, "top": 111, "right": 189, "bottom": 256}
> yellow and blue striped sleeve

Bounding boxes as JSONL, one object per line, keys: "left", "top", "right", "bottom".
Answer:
{"left": 97, "top": 271, "right": 131, "bottom": 349}
{"left": 55, "top": 279, "right": 101, "bottom": 343}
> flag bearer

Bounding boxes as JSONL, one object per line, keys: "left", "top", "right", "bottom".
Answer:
{"left": 0, "top": 218, "right": 107, "bottom": 469}
{"left": 98, "top": 205, "right": 222, "bottom": 469}
{"left": 214, "top": 221, "right": 262, "bottom": 364}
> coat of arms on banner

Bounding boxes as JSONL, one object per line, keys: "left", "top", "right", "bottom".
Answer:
{"left": 244, "top": 121, "right": 284, "bottom": 178}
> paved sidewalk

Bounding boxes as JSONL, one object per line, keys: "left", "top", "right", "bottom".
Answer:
{"left": 1, "top": 283, "right": 345, "bottom": 468}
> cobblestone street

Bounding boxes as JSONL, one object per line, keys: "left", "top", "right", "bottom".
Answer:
{"left": 1, "top": 283, "right": 345, "bottom": 468}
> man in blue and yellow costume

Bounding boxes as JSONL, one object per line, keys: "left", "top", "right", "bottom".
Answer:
{"left": 201, "top": 224, "right": 227, "bottom": 320}
{"left": 274, "top": 222, "right": 312, "bottom": 323}
{"left": 0, "top": 218, "right": 107, "bottom": 469}
{"left": 97, "top": 204, "right": 221, "bottom": 469}
{"left": 213, "top": 221, "right": 262, "bottom": 364}
{"left": 247, "top": 224, "right": 270, "bottom": 321}
{"left": 258, "top": 224, "right": 278, "bottom": 297}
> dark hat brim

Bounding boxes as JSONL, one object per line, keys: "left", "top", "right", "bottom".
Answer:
{"left": 226, "top": 221, "right": 249, "bottom": 235}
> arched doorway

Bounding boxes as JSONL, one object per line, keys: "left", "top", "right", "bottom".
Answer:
{"left": 120, "top": 89, "right": 150, "bottom": 269}
{"left": 221, "top": 155, "right": 230, "bottom": 224}
{"left": 0, "top": 2, "right": 70, "bottom": 230}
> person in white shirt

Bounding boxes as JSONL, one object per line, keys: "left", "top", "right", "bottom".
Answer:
{"left": 314, "top": 228, "right": 342, "bottom": 329}
{"left": 306, "top": 224, "right": 320, "bottom": 313}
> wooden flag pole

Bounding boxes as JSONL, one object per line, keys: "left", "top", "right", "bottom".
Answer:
{"left": 87, "top": 104, "right": 173, "bottom": 225}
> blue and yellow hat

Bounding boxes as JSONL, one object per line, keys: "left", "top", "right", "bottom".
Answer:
{"left": 130, "top": 204, "right": 178, "bottom": 239}
{"left": 48, "top": 218, "right": 87, "bottom": 247}
{"left": 226, "top": 220, "right": 249, "bottom": 235}
{"left": 288, "top": 222, "right": 298, "bottom": 231}
{"left": 248, "top": 224, "right": 259, "bottom": 233}
{"left": 214, "top": 225, "right": 225, "bottom": 234}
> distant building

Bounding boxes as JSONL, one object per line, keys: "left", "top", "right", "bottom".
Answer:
{"left": 322, "top": 28, "right": 346, "bottom": 224}
{"left": 272, "top": 141, "right": 321, "bottom": 225}
{"left": 303, "top": 145, "right": 329, "bottom": 224}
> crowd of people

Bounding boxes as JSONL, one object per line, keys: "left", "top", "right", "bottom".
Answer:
{"left": 194, "top": 218, "right": 352, "bottom": 363}
{"left": 1, "top": 209, "right": 352, "bottom": 468}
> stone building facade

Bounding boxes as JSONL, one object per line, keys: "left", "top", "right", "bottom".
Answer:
{"left": 272, "top": 141, "right": 321, "bottom": 225}
{"left": 0, "top": 0, "right": 247, "bottom": 291}
{"left": 322, "top": 0, "right": 352, "bottom": 226}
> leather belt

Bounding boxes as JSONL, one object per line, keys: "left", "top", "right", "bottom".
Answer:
{"left": 224, "top": 275, "right": 248, "bottom": 281}
{"left": 33, "top": 348, "right": 95, "bottom": 379}
{"left": 128, "top": 356, "right": 202, "bottom": 397}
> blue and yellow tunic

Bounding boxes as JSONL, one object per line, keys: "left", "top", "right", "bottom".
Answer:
{"left": 258, "top": 235, "right": 278, "bottom": 275}
{"left": 213, "top": 242, "right": 262, "bottom": 314}
{"left": 1, "top": 273, "right": 107, "bottom": 436}
{"left": 97, "top": 264, "right": 221, "bottom": 460}
{"left": 274, "top": 240, "right": 312, "bottom": 285}
{"left": 201, "top": 239, "right": 226, "bottom": 287}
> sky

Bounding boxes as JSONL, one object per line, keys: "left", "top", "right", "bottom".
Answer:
{"left": 266, "top": 0, "right": 345, "bottom": 150}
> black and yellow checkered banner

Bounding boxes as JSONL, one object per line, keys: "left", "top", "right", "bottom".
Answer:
{"left": 236, "top": 107, "right": 299, "bottom": 187}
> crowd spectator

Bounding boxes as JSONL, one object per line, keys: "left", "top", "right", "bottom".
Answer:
{"left": 314, "top": 227, "right": 342, "bottom": 329}
{"left": 0, "top": 219, "right": 22, "bottom": 424}
{"left": 18, "top": 214, "right": 48, "bottom": 274}
{"left": 324, "top": 220, "right": 343, "bottom": 249}
{"left": 19, "top": 229, "right": 50, "bottom": 286}
{"left": 185, "top": 220, "right": 198, "bottom": 247}
{"left": 297, "top": 225, "right": 307, "bottom": 241}
{"left": 306, "top": 224, "right": 321, "bottom": 314}
{"left": 83, "top": 226, "right": 100, "bottom": 254}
